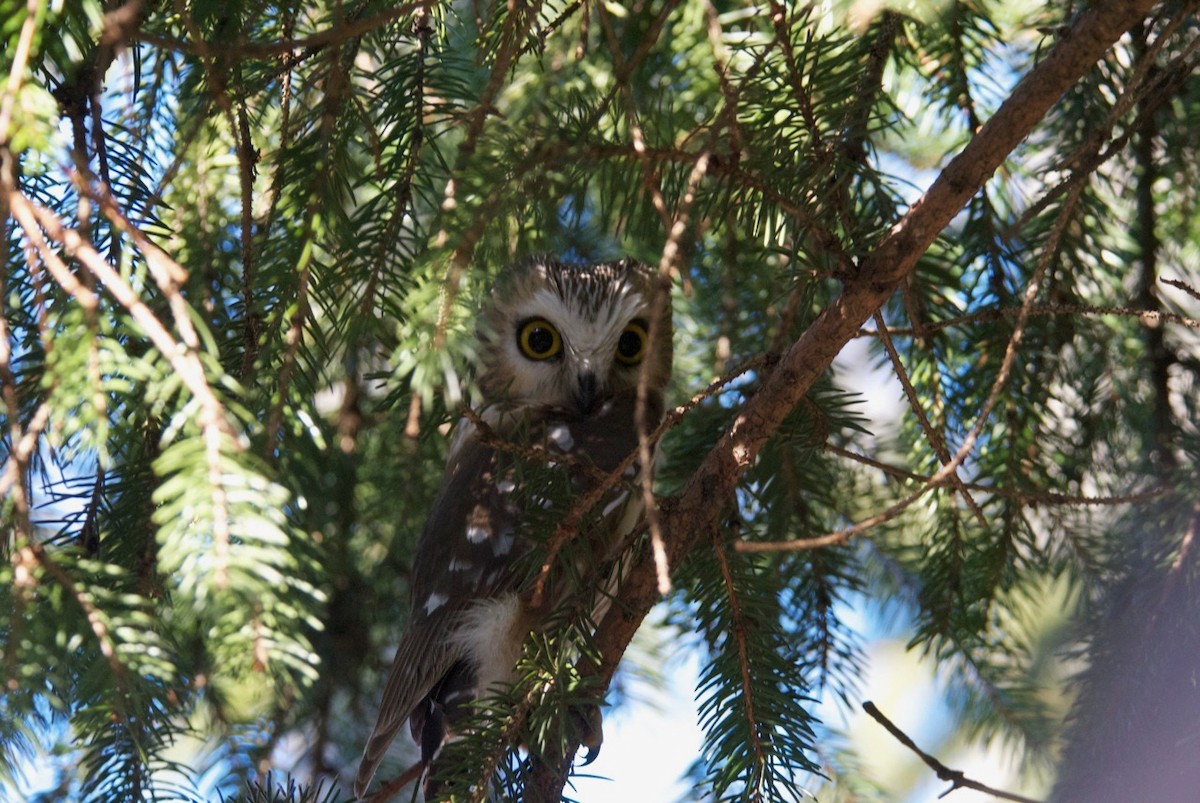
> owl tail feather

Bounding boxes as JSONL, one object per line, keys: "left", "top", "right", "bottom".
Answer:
{"left": 353, "top": 634, "right": 456, "bottom": 798}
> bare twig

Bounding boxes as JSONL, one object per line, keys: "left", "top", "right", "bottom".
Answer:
{"left": 856, "top": 303, "right": 1200, "bottom": 337}
{"left": 862, "top": 701, "right": 1042, "bottom": 803}
{"left": 823, "top": 444, "right": 1163, "bottom": 508}
{"left": 1161, "top": 276, "right": 1200, "bottom": 302}
{"left": 530, "top": 355, "right": 769, "bottom": 608}
{"left": 365, "top": 759, "right": 425, "bottom": 803}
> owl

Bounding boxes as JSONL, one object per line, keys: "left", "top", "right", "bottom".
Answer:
{"left": 354, "top": 256, "right": 673, "bottom": 798}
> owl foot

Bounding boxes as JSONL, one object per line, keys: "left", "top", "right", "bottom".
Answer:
{"left": 572, "top": 704, "right": 604, "bottom": 766}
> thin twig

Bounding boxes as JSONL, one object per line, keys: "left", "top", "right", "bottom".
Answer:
{"left": 823, "top": 444, "right": 1163, "bottom": 507}
{"left": 530, "top": 355, "right": 768, "bottom": 608}
{"left": 1161, "top": 276, "right": 1200, "bottom": 303}
{"left": 642, "top": 153, "right": 712, "bottom": 594}
{"left": 366, "top": 759, "right": 425, "bottom": 803}
{"left": 873, "top": 310, "right": 988, "bottom": 527}
{"left": 521, "top": 0, "right": 585, "bottom": 56}
{"left": 855, "top": 303, "right": 1200, "bottom": 338}
{"left": 862, "top": 701, "right": 1042, "bottom": 803}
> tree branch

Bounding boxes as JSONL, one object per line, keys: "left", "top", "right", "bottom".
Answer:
{"left": 528, "top": 0, "right": 1161, "bottom": 795}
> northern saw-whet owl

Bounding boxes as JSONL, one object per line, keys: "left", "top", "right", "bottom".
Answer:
{"left": 354, "top": 256, "right": 673, "bottom": 798}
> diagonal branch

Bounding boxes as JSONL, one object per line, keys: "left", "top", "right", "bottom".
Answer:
{"left": 528, "top": 0, "right": 1161, "bottom": 795}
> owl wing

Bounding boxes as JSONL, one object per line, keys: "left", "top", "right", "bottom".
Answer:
{"left": 354, "top": 426, "right": 526, "bottom": 796}
{"left": 355, "top": 390, "right": 665, "bottom": 796}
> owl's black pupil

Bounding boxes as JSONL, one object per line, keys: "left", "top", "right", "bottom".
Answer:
{"left": 618, "top": 330, "right": 642, "bottom": 358}
{"left": 528, "top": 327, "right": 554, "bottom": 354}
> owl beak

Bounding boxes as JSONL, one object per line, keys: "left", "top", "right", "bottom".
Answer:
{"left": 575, "top": 372, "right": 598, "bottom": 415}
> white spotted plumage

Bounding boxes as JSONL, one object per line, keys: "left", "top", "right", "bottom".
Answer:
{"left": 354, "top": 257, "right": 673, "bottom": 798}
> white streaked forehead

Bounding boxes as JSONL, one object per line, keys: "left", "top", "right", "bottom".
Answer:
{"left": 517, "top": 285, "right": 647, "bottom": 355}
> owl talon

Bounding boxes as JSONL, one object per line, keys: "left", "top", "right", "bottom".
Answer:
{"left": 572, "top": 704, "right": 604, "bottom": 766}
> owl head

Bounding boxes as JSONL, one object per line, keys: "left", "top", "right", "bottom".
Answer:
{"left": 477, "top": 257, "right": 673, "bottom": 414}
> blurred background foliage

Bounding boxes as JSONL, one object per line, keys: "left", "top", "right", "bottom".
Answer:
{"left": 2, "top": 0, "right": 1198, "bottom": 800}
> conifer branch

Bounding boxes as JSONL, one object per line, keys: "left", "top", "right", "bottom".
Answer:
{"left": 24, "top": 543, "right": 133, "bottom": 705}
{"left": 768, "top": 2, "right": 822, "bottom": 150}
{"left": 134, "top": 4, "right": 426, "bottom": 59}
{"left": 529, "top": 1, "right": 1160, "bottom": 794}
{"left": 872, "top": 309, "right": 987, "bottom": 528}
{"left": 7, "top": 191, "right": 227, "bottom": 431}
{"left": 1011, "top": 11, "right": 1200, "bottom": 232}
{"left": 531, "top": 355, "right": 767, "bottom": 608}
{"left": 236, "top": 100, "right": 261, "bottom": 379}
{"left": 642, "top": 152, "right": 712, "bottom": 594}
{"left": 429, "top": 0, "right": 547, "bottom": 362}
{"left": 8, "top": 184, "right": 239, "bottom": 589}
{"left": 262, "top": 35, "right": 358, "bottom": 459}
{"left": 711, "top": 530, "right": 768, "bottom": 794}
{"left": 737, "top": 177, "right": 1088, "bottom": 554}
{"left": 0, "top": 233, "right": 34, "bottom": 540}
{"left": 0, "top": 402, "right": 50, "bottom": 501}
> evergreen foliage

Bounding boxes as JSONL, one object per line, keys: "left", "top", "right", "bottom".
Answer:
{"left": 2, "top": 0, "right": 1197, "bottom": 801}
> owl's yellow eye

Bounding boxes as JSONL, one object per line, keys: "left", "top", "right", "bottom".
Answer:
{"left": 517, "top": 318, "right": 563, "bottom": 360}
{"left": 615, "top": 320, "right": 648, "bottom": 366}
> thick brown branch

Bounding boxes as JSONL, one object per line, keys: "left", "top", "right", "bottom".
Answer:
{"left": 530, "top": 1, "right": 1160, "bottom": 796}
